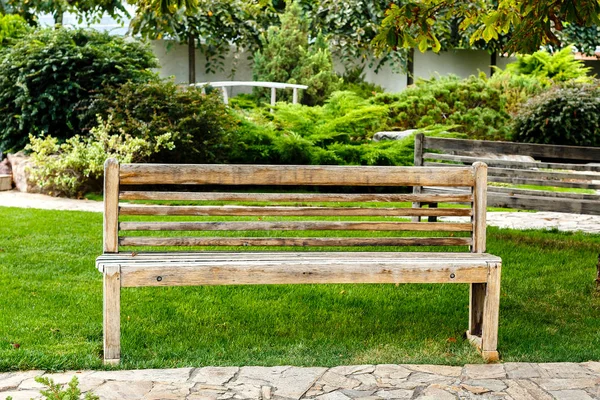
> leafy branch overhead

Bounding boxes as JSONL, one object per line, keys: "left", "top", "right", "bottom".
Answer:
{"left": 374, "top": 0, "right": 600, "bottom": 55}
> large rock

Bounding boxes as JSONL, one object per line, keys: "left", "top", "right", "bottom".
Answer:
{"left": 6, "top": 152, "right": 39, "bottom": 193}
{"left": 467, "top": 152, "right": 536, "bottom": 162}
{"left": 0, "top": 158, "right": 11, "bottom": 175}
{"left": 372, "top": 130, "right": 419, "bottom": 142}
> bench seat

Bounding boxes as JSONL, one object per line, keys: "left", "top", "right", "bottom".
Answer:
{"left": 97, "top": 252, "right": 501, "bottom": 287}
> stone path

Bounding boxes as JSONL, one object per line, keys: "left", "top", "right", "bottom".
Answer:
{"left": 2, "top": 190, "right": 600, "bottom": 233}
{"left": 2, "top": 363, "right": 600, "bottom": 400}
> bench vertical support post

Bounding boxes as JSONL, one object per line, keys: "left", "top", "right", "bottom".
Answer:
{"left": 103, "top": 264, "right": 121, "bottom": 365}
{"left": 412, "top": 133, "right": 424, "bottom": 222}
{"left": 292, "top": 88, "right": 298, "bottom": 104}
{"left": 103, "top": 158, "right": 120, "bottom": 254}
{"left": 103, "top": 158, "right": 120, "bottom": 364}
{"left": 469, "top": 161, "right": 499, "bottom": 361}
{"left": 481, "top": 262, "right": 501, "bottom": 361}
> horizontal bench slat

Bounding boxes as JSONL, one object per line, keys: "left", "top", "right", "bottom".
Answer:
{"left": 118, "top": 236, "right": 472, "bottom": 247}
{"left": 104, "top": 255, "right": 494, "bottom": 287}
{"left": 119, "top": 191, "right": 474, "bottom": 203}
{"left": 119, "top": 164, "right": 475, "bottom": 187}
{"left": 118, "top": 221, "right": 474, "bottom": 232}
{"left": 98, "top": 251, "right": 495, "bottom": 261}
{"left": 423, "top": 153, "right": 600, "bottom": 172}
{"left": 119, "top": 205, "right": 473, "bottom": 217}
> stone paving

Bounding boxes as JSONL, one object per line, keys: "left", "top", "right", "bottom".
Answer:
{"left": 1, "top": 190, "right": 600, "bottom": 233}
{"left": 2, "top": 363, "right": 600, "bottom": 400}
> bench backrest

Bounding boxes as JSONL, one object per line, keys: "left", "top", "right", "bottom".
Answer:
{"left": 414, "top": 134, "right": 600, "bottom": 215}
{"left": 103, "top": 160, "right": 488, "bottom": 254}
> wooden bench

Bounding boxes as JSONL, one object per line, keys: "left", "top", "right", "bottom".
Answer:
{"left": 96, "top": 159, "right": 502, "bottom": 364}
{"left": 413, "top": 134, "right": 600, "bottom": 216}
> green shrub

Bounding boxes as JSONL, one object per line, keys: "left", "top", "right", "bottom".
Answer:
{"left": 503, "top": 46, "right": 592, "bottom": 85}
{"left": 87, "top": 81, "right": 237, "bottom": 164}
{"left": 371, "top": 75, "right": 512, "bottom": 140}
{"left": 229, "top": 90, "right": 413, "bottom": 167}
{"left": 487, "top": 69, "right": 545, "bottom": 115}
{"left": 0, "top": 28, "right": 158, "bottom": 152}
{"left": 512, "top": 82, "right": 600, "bottom": 147}
{"left": 338, "top": 65, "right": 384, "bottom": 99}
{"left": 252, "top": 1, "right": 341, "bottom": 106}
{"left": 0, "top": 13, "right": 30, "bottom": 48}
{"left": 26, "top": 116, "right": 174, "bottom": 197}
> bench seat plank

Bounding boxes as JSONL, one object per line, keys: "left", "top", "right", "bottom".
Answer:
{"left": 96, "top": 252, "right": 500, "bottom": 287}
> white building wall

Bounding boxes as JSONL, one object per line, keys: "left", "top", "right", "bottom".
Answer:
{"left": 153, "top": 40, "right": 518, "bottom": 94}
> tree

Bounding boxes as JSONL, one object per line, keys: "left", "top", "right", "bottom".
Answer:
{"left": 374, "top": 0, "right": 600, "bottom": 55}
{"left": 130, "top": 0, "right": 269, "bottom": 83}
{"left": 1, "top": 0, "right": 127, "bottom": 25}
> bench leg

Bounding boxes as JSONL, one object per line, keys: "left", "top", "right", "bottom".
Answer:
{"left": 467, "top": 263, "right": 501, "bottom": 362}
{"left": 103, "top": 265, "right": 121, "bottom": 365}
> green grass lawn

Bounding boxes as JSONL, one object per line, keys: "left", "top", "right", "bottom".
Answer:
{"left": 1, "top": 206, "right": 599, "bottom": 371}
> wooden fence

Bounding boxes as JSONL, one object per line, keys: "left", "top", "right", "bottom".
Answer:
{"left": 413, "top": 134, "right": 600, "bottom": 216}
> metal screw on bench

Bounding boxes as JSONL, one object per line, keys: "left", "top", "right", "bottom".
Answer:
{"left": 450, "top": 273, "right": 455, "bottom": 279}
{"left": 156, "top": 276, "right": 162, "bottom": 282}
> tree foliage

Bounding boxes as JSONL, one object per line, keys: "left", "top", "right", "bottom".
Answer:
{"left": 0, "top": 28, "right": 158, "bottom": 152}
{"left": 1, "top": 0, "right": 127, "bottom": 24}
{"left": 0, "top": 12, "right": 29, "bottom": 46}
{"left": 130, "top": 0, "right": 269, "bottom": 74}
{"left": 253, "top": 1, "right": 341, "bottom": 105}
{"left": 374, "top": 0, "right": 600, "bottom": 55}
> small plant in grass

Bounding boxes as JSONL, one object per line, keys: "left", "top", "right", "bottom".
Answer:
{"left": 7, "top": 376, "right": 99, "bottom": 400}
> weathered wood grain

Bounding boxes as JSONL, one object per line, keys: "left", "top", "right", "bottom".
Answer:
{"left": 118, "top": 262, "right": 490, "bottom": 287}
{"left": 488, "top": 193, "right": 600, "bottom": 215}
{"left": 103, "top": 264, "right": 121, "bottom": 364}
{"left": 488, "top": 176, "right": 600, "bottom": 190}
{"left": 482, "top": 262, "right": 501, "bottom": 354}
{"left": 423, "top": 152, "right": 600, "bottom": 172}
{"left": 469, "top": 283, "right": 486, "bottom": 337}
{"left": 119, "top": 164, "right": 476, "bottom": 187}
{"left": 119, "top": 205, "right": 473, "bottom": 217}
{"left": 118, "top": 221, "right": 474, "bottom": 232}
{"left": 423, "top": 136, "right": 600, "bottom": 161}
{"left": 488, "top": 168, "right": 600, "bottom": 182}
{"left": 118, "top": 236, "right": 473, "bottom": 247}
{"left": 98, "top": 251, "right": 501, "bottom": 262}
{"left": 412, "top": 133, "right": 425, "bottom": 222}
{"left": 424, "top": 162, "right": 600, "bottom": 181}
{"left": 103, "top": 159, "right": 120, "bottom": 253}
{"left": 472, "top": 162, "right": 487, "bottom": 254}
{"left": 119, "top": 191, "right": 474, "bottom": 203}
{"left": 424, "top": 187, "right": 600, "bottom": 215}
{"left": 488, "top": 186, "right": 600, "bottom": 201}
